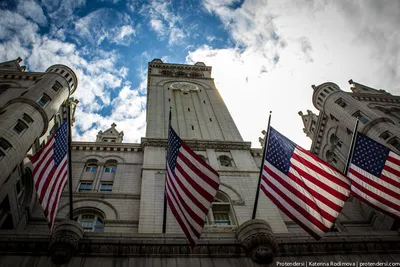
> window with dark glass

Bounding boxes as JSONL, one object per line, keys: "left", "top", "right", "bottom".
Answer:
{"left": 85, "top": 162, "right": 98, "bottom": 172}
{"left": 0, "top": 138, "right": 12, "bottom": 151}
{"left": 52, "top": 81, "right": 63, "bottom": 92}
{"left": 352, "top": 111, "right": 369, "bottom": 124}
{"left": 78, "top": 182, "right": 93, "bottom": 192}
{"left": 380, "top": 131, "right": 391, "bottom": 140}
{"left": 22, "top": 113, "right": 34, "bottom": 124}
{"left": 335, "top": 98, "right": 347, "bottom": 108}
{"left": 74, "top": 214, "right": 104, "bottom": 232}
{"left": 388, "top": 137, "right": 400, "bottom": 152}
{"left": 13, "top": 120, "right": 28, "bottom": 135}
{"left": 37, "top": 93, "right": 51, "bottom": 107}
{"left": 100, "top": 182, "right": 113, "bottom": 192}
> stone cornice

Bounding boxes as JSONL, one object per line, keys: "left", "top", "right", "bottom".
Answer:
{"left": 141, "top": 138, "right": 252, "bottom": 150}
{"left": 71, "top": 141, "right": 143, "bottom": 152}
{"left": 149, "top": 62, "right": 212, "bottom": 72}
{"left": 0, "top": 232, "right": 400, "bottom": 259}
{"left": 62, "top": 192, "right": 140, "bottom": 200}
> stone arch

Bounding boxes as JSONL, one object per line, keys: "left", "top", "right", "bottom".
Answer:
{"left": 79, "top": 154, "right": 125, "bottom": 164}
{"left": 0, "top": 81, "right": 22, "bottom": 88}
{"left": 362, "top": 117, "right": 395, "bottom": 134}
{"left": 23, "top": 157, "right": 37, "bottom": 215}
{"left": 58, "top": 198, "right": 119, "bottom": 220}
{"left": 102, "top": 155, "right": 125, "bottom": 164}
{"left": 219, "top": 183, "right": 245, "bottom": 206}
{"left": 79, "top": 154, "right": 103, "bottom": 162}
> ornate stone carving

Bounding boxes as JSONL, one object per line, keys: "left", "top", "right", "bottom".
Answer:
{"left": 204, "top": 225, "right": 237, "bottom": 232}
{"left": 142, "top": 138, "right": 251, "bottom": 151}
{"left": 49, "top": 220, "right": 84, "bottom": 265}
{"left": 236, "top": 219, "right": 278, "bottom": 265}
{"left": 170, "top": 82, "right": 198, "bottom": 92}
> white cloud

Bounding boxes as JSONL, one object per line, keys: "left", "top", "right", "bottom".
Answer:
{"left": 74, "top": 8, "right": 136, "bottom": 46}
{"left": 117, "top": 25, "right": 136, "bottom": 41}
{"left": 0, "top": 9, "right": 145, "bottom": 143}
{"left": 42, "top": 0, "right": 86, "bottom": 26}
{"left": 169, "top": 28, "right": 185, "bottom": 45}
{"left": 189, "top": 0, "right": 400, "bottom": 149}
{"left": 17, "top": 0, "right": 48, "bottom": 27}
{"left": 143, "top": 1, "right": 186, "bottom": 45}
{"left": 150, "top": 19, "right": 165, "bottom": 35}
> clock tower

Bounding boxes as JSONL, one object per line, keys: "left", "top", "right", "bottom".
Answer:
{"left": 138, "top": 59, "right": 287, "bottom": 234}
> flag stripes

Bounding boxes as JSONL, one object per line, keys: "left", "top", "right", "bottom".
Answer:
{"left": 166, "top": 126, "right": 220, "bottom": 247}
{"left": 348, "top": 133, "right": 400, "bottom": 220}
{"left": 261, "top": 127, "right": 350, "bottom": 239}
{"left": 31, "top": 121, "right": 68, "bottom": 231}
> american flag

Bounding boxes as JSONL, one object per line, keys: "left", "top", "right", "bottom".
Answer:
{"left": 348, "top": 133, "right": 400, "bottom": 219}
{"left": 166, "top": 126, "right": 220, "bottom": 247}
{"left": 31, "top": 121, "right": 69, "bottom": 231}
{"left": 260, "top": 127, "right": 351, "bottom": 239}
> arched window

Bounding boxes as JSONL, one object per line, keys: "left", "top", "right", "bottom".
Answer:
{"left": 85, "top": 159, "right": 98, "bottom": 172}
{"left": 74, "top": 214, "right": 104, "bottom": 232}
{"left": 218, "top": 155, "right": 232, "bottom": 167}
{"left": 206, "top": 191, "right": 236, "bottom": 226}
{"left": 104, "top": 160, "right": 117, "bottom": 173}
{"left": 325, "top": 150, "right": 337, "bottom": 165}
{"left": 16, "top": 168, "right": 33, "bottom": 207}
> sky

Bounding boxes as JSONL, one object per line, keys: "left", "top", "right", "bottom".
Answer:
{"left": 1, "top": 0, "right": 399, "bottom": 149}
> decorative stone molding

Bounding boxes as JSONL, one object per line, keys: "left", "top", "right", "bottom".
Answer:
{"left": 1, "top": 232, "right": 400, "bottom": 259}
{"left": 236, "top": 219, "right": 279, "bottom": 265}
{"left": 49, "top": 220, "right": 84, "bottom": 265}
{"left": 142, "top": 138, "right": 251, "bottom": 151}
{"left": 204, "top": 225, "right": 237, "bottom": 232}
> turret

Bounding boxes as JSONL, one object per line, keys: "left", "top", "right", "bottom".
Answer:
{"left": 0, "top": 58, "right": 78, "bottom": 184}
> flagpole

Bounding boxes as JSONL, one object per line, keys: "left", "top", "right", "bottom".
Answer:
{"left": 252, "top": 111, "right": 272, "bottom": 220}
{"left": 66, "top": 98, "right": 74, "bottom": 220}
{"left": 344, "top": 119, "right": 359, "bottom": 176}
{"left": 162, "top": 109, "right": 172, "bottom": 233}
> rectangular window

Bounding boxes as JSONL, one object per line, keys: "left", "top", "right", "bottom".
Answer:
{"left": 60, "top": 70, "right": 65, "bottom": 74}
{"left": 52, "top": 81, "right": 63, "bottom": 92}
{"left": 104, "top": 167, "right": 116, "bottom": 173}
{"left": 380, "top": 131, "right": 391, "bottom": 140}
{"left": 22, "top": 113, "right": 34, "bottom": 124}
{"left": 388, "top": 137, "right": 400, "bottom": 152}
{"left": 99, "top": 182, "right": 113, "bottom": 192}
{"left": 37, "top": 94, "right": 51, "bottom": 107}
{"left": 212, "top": 204, "right": 231, "bottom": 225}
{"left": 13, "top": 120, "right": 28, "bottom": 135}
{"left": 352, "top": 111, "right": 369, "bottom": 124}
{"left": 0, "top": 138, "right": 12, "bottom": 151}
{"left": 335, "top": 98, "right": 347, "bottom": 108}
{"left": 78, "top": 182, "right": 93, "bottom": 192}
{"left": 65, "top": 73, "right": 70, "bottom": 78}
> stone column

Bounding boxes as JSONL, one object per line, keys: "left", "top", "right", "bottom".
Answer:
{"left": 49, "top": 220, "right": 84, "bottom": 265}
{"left": 236, "top": 219, "right": 279, "bottom": 265}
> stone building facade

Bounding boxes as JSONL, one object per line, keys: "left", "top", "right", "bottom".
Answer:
{"left": 0, "top": 59, "right": 400, "bottom": 266}
{"left": 299, "top": 80, "right": 400, "bottom": 232}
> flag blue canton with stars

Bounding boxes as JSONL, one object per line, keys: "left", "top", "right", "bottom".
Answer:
{"left": 351, "top": 133, "right": 389, "bottom": 177}
{"left": 54, "top": 121, "right": 68, "bottom": 166}
{"left": 265, "top": 127, "right": 296, "bottom": 174}
{"left": 167, "top": 126, "right": 182, "bottom": 172}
